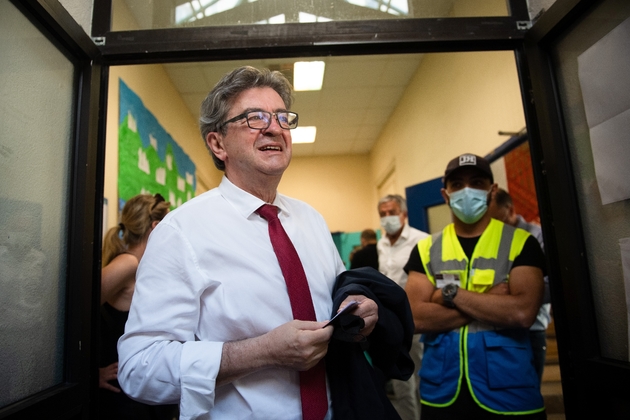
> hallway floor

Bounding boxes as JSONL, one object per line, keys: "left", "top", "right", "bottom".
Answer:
{"left": 542, "top": 327, "right": 565, "bottom": 419}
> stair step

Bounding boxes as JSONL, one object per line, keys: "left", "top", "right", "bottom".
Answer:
{"left": 541, "top": 320, "right": 564, "bottom": 417}
{"left": 542, "top": 363, "right": 561, "bottom": 382}
{"left": 542, "top": 360, "right": 564, "bottom": 415}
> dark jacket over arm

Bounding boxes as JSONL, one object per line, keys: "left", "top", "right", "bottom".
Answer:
{"left": 326, "top": 267, "right": 415, "bottom": 420}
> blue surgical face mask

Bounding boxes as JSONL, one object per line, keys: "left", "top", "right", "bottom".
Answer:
{"left": 447, "top": 187, "right": 490, "bottom": 224}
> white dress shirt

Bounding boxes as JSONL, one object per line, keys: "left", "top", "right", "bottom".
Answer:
{"left": 377, "top": 223, "right": 428, "bottom": 289}
{"left": 117, "top": 176, "right": 346, "bottom": 420}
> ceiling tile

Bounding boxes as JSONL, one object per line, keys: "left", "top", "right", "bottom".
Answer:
{"left": 292, "top": 91, "right": 322, "bottom": 113}
{"left": 292, "top": 142, "right": 316, "bottom": 157}
{"left": 323, "top": 60, "right": 386, "bottom": 88}
{"left": 355, "top": 125, "right": 382, "bottom": 145}
{"left": 361, "top": 108, "right": 392, "bottom": 126}
{"left": 368, "top": 86, "right": 406, "bottom": 108}
{"left": 320, "top": 87, "right": 374, "bottom": 110}
{"left": 380, "top": 56, "right": 423, "bottom": 86}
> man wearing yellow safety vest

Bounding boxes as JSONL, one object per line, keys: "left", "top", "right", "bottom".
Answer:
{"left": 404, "top": 153, "right": 547, "bottom": 420}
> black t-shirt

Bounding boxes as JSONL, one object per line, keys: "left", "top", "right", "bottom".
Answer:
{"left": 403, "top": 233, "right": 545, "bottom": 275}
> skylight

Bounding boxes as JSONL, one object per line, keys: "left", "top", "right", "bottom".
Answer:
{"left": 175, "top": 0, "right": 408, "bottom": 25}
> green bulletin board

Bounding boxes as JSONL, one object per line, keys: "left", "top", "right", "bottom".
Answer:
{"left": 118, "top": 79, "right": 196, "bottom": 211}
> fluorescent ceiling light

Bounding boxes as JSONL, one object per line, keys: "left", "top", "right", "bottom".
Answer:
{"left": 294, "top": 61, "right": 325, "bottom": 91}
{"left": 292, "top": 126, "right": 317, "bottom": 144}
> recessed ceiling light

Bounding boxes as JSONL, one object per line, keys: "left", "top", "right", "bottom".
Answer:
{"left": 293, "top": 61, "right": 325, "bottom": 91}
{"left": 292, "top": 126, "right": 317, "bottom": 144}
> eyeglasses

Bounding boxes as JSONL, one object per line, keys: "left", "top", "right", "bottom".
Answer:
{"left": 219, "top": 111, "right": 299, "bottom": 130}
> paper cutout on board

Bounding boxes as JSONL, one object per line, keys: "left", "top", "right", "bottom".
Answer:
{"left": 577, "top": 17, "right": 630, "bottom": 205}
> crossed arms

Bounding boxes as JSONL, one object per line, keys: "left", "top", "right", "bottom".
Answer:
{"left": 405, "top": 266, "right": 544, "bottom": 334}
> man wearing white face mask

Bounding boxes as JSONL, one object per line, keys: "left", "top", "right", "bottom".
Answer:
{"left": 376, "top": 194, "right": 428, "bottom": 420}
{"left": 377, "top": 195, "right": 429, "bottom": 290}
{"left": 404, "top": 153, "right": 547, "bottom": 420}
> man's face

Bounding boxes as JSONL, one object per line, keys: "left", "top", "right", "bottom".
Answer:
{"left": 207, "top": 87, "right": 292, "bottom": 182}
{"left": 488, "top": 198, "right": 511, "bottom": 223}
{"left": 487, "top": 192, "right": 516, "bottom": 225}
{"left": 378, "top": 200, "right": 406, "bottom": 225}
{"left": 441, "top": 166, "right": 496, "bottom": 224}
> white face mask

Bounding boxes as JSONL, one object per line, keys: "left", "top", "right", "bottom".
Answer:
{"left": 380, "top": 215, "right": 402, "bottom": 235}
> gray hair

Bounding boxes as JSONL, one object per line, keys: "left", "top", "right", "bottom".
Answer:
{"left": 377, "top": 194, "right": 407, "bottom": 213}
{"left": 199, "top": 66, "right": 294, "bottom": 171}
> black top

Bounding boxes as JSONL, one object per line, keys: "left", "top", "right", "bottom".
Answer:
{"left": 403, "top": 233, "right": 545, "bottom": 275}
{"left": 99, "top": 303, "right": 179, "bottom": 419}
{"left": 100, "top": 302, "right": 129, "bottom": 367}
{"left": 350, "top": 243, "right": 379, "bottom": 270}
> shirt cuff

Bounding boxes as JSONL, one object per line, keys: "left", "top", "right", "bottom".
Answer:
{"left": 179, "top": 341, "right": 223, "bottom": 419}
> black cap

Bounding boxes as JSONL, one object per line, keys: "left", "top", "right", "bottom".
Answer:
{"left": 444, "top": 153, "right": 493, "bottom": 184}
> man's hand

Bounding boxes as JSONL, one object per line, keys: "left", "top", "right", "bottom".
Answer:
{"left": 342, "top": 295, "right": 378, "bottom": 337}
{"left": 445, "top": 266, "right": 544, "bottom": 329}
{"left": 405, "top": 271, "right": 472, "bottom": 333}
{"left": 218, "top": 320, "right": 333, "bottom": 386}
{"left": 265, "top": 320, "right": 333, "bottom": 371}
{"left": 99, "top": 362, "right": 121, "bottom": 393}
{"left": 218, "top": 297, "right": 379, "bottom": 387}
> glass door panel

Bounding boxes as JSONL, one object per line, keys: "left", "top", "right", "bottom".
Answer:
{"left": 549, "top": 0, "right": 630, "bottom": 362}
{"left": 0, "top": 0, "right": 75, "bottom": 408}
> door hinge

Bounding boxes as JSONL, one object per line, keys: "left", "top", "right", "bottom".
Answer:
{"left": 517, "top": 21, "right": 532, "bottom": 31}
{"left": 92, "top": 36, "right": 106, "bottom": 46}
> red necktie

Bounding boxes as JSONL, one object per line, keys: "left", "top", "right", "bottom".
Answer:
{"left": 257, "top": 204, "right": 328, "bottom": 420}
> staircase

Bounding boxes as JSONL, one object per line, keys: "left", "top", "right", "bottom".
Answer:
{"left": 542, "top": 319, "right": 565, "bottom": 419}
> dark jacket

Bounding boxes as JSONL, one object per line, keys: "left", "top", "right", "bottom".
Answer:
{"left": 350, "top": 243, "right": 379, "bottom": 270}
{"left": 326, "top": 267, "right": 415, "bottom": 420}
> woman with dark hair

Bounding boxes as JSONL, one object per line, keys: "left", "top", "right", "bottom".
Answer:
{"left": 99, "top": 193, "right": 177, "bottom": 419}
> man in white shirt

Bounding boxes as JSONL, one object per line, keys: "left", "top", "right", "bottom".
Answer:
{"left": 117, "top": 66, "right": 378, "bottom": 420}
{"left": 377, "top": 194, "right": 428, "bottom": 420}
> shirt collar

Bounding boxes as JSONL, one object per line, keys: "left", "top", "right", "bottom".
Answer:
{"left": 218, "top": 176, "right": 290, "bottom": 219}
{"left": 398, "top": 222, "right": 411, "bottom": 240}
